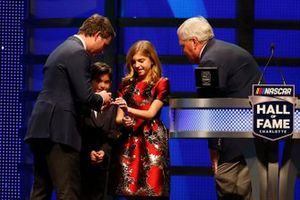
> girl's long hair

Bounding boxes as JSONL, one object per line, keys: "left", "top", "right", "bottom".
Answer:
{"left": 121, "top": 40, "right": 162, "bottom": 90}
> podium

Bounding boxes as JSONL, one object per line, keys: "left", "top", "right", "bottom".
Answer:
{"left": 169, "top": 98, "right": 300, "bottom": 200}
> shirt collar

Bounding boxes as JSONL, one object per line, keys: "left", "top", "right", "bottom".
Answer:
{"left": 199, "top": 42, "right": 208, "bottom": 59}
{"left": 73, "top": 34, "right": 86, "bottom": 50}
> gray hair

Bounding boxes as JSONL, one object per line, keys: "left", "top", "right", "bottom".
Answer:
{"left": 177, "top": 16, "right": 214, "bottom": 42}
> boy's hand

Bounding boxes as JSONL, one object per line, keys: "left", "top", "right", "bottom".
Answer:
{"left": 90, "top": 150, "right": 105, "bottom": 164}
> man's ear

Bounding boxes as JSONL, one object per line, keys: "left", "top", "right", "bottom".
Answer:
{"left": 191, "top": 37, "right": 197, "bottom": 44}
{"left": 192, "top": 37, "right": 200, "bottom": 45}
{"left": 191, "top": 38, "right": 198, "bottom": 49}
{"left": 94, "top": 31, "right": 101, "bottom": 40}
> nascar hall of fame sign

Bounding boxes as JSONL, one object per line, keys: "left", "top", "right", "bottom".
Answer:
{"left": 249, "top": 84, "right": 297, "bottom": 141}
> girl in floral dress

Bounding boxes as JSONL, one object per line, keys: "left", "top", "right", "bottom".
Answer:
{"left": 113, "top": 40, "right": 169, "bottom": 199}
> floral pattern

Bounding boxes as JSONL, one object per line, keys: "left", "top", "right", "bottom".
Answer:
{"left": 115, "top": 77, "right": 169, "bottom": 197}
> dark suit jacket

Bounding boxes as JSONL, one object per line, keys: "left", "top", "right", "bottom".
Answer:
{"left": 80, "top": 105, "right": 121, "bottom": 200}
{"left": 25, "top": 36, "right": 103, "bottom": 151}
{"left": 81, "top": 105, "right": 120, "bottom": 168}
{"left": 200, "top": 39, "right": 261, "bottom": 163}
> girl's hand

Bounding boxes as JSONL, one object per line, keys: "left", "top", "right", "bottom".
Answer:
{"left": 122, "top": 116, "right": 134, "bottom": 128}
{"left": 113, "top": 97, "right": 128, "bottom": 114}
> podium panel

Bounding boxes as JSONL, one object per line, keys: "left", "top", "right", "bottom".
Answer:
{"left": 170, "top": 98, "right": 300, "bottom": 138}
{"left": 169, "top": 98, "right": 300, "bottom": 200}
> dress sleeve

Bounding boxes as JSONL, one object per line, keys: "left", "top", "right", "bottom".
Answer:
{"left": 154, "top": 77, "right": 170, "bottom": 105}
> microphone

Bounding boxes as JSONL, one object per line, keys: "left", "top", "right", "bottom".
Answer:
{"left": 257, "top": 43, "right": 275, "bottom": 85}
{"left": 274, "top": 60, "right": 287, "bottom": 85}
{"left": 275, "top": 55, "right": 287, "bottom": 85}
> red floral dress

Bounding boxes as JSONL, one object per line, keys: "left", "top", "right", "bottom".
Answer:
{"left": 115, "top": 77, "right": 169, "bottom": 197}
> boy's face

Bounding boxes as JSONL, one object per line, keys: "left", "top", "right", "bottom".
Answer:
{"left": 91, "top": 74, "right": 111, "bottom": 92}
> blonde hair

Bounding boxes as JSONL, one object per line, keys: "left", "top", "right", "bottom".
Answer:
{"left": 177, "top": 16, "right": 214, "bottom": 41}
{"left": 121, "top": 40, "right": 161, "bottom": 88}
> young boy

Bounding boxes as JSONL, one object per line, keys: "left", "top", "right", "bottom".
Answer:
{"left": 80, "top": 62, "right": 120, "bottom": 200}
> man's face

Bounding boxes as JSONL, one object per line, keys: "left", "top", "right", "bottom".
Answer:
{"left": 90, "top": 35, "right": 112, "bottom": 55}
{"left": 91, "top": 74, "right": 111, "bottom": 92}
{"left": 178, "top": 35, "right": 200, "bottom": 64}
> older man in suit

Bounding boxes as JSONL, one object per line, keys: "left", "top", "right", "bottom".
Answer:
{"left": 25, "top": 14, "right": 115, "bottom": 200}
{"left": 177, "top": 17, "right": 261, "bottom": 200}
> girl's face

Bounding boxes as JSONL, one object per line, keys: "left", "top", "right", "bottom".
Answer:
{"left": 131, "top": 52, "right": 152, "bottom": 81}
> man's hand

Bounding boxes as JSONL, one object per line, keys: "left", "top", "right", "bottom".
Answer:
{"left": 96, "top": 90, "right": 112, "bottom": 107}
{"left": 90, "top": 150, "right": 105, "bottom": 164}
{"left": 210, "top": 149, "right": 220, "bottom": 175}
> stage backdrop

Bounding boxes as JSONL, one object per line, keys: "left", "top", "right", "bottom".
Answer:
{"left": 0, "top": 0, "right": 299, "bottom": 199}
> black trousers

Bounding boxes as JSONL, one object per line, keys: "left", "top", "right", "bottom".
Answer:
{"left": 29, "top": 140, "right": 81, "bottom": 200}
{"left": 81, "top": 164, "right": 108, "bottom": 200}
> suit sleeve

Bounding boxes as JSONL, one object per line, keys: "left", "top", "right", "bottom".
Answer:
{"left": 66, "top": 50, "right": 102, "bottom": 111}
{"left": 100, "top": 143, "right": 111, "bottom": 156}
{"left": 198, "top": 60, "right": 224, "bottom": 151}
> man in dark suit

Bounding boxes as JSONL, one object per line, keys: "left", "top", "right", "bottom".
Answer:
{"left": 80, "top": 62, "right": 120, "bottom": 200}
{"left": 177, "top": 16, "right": 261, "bottom": 200}
{"left": 25, "top": 14, "right": 115, "bottom": 200}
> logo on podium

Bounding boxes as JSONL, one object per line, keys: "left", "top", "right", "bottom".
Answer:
{"left": 249, "top": 84, "right": 297, "bottom": 141}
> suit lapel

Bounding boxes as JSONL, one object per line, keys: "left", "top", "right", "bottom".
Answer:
{"left": 91, "top": 110, "right": 104, "bottom": 127}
